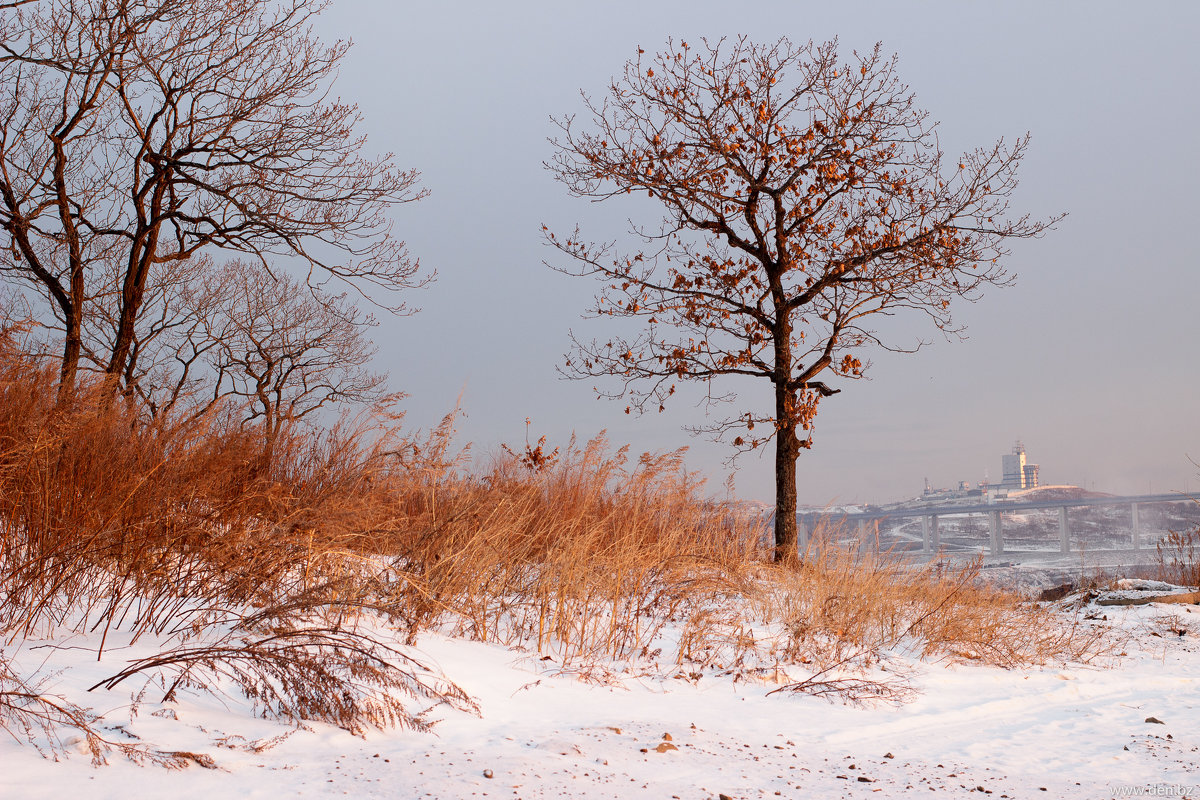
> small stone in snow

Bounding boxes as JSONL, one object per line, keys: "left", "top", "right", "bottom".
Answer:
{"left": 482, "top": 769, "right": 493, "bottom": 779}
{"left": 884, "top": 752, "right": 895, "bottom": 759}
{"left": 1146, "top": 716, "right": 1165, "bottom": 724}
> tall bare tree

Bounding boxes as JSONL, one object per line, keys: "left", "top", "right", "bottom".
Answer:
{"left": 196, "top": 261, "right": 393, "bottom": 459}
{"left": 0, "top": 0, "right": 426, "bottom": 400}
{"left": 547, "top": 37, "right": 1059, "bottom": 563}
{"left": 73, "top": 251, "right": 223, "bottom": 418}
{"left": 72, "top": 253, "right": 391, "bottom": 448}
{"left": 0, "top": 0, "right": 139, "bottom": 397}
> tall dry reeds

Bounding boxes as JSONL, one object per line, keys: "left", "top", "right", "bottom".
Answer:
{"left": 0, "top": 341, "right": 471, "bottom": 743}
{"left": 374, "top": 426, "right": 1107, "bottom": 680}
{"left": 1157, "top": 524, "right": 1200, "bottom": 588}
{"left": 0, "top": 332, "right": 1109, "bottom": 760}
{"left": 387, "top": 430, "right": 765, "bottom": 663}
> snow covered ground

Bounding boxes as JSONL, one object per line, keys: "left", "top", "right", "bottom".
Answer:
{"left": 3, "top": 595, "right": 1199, "bottom": 799}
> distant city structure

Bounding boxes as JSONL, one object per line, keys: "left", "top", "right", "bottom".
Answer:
{"left": 1000, "top": 441, "right": 1039, "bottom": 490}
{"left": 795, "top": 440, "right": 1090, "bottom": 516}
{"left": 1023, "top": 463, "right": 1040, "bottom": 489}
{"left": 910, "top": 441, "right": 1067, "bottom": 509}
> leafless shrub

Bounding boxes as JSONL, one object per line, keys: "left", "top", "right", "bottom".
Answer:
{"left": 0, "top": 654, "right": 187, "bottom": 767}
{"left": 1156, "top": 525, "right": 1200, "bottom": 588}
{"left": 767, "top": 673, "right": 915, "bottom": 707}
{"left": 90, "top": 599, "right": 475, "bottom": 735}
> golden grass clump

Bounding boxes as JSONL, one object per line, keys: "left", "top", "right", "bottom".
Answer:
{"left": 1157, "top": 524, "right": 1200, "bottom": 588}
{"left": 385, "top": 427, "right": 765, "bottom": 663}
{"left": 0, "top": 342, "right": 473, "bottom": 745}
{"left": 380, "top": 424, "right": 1108, "bottom": 685}
{"left": 0, "top": 331, "right": 1111, "bottom": 758}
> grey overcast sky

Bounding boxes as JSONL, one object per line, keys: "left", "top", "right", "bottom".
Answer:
{"left": 313, "top": 1, "right": 1200, "bottom": 505}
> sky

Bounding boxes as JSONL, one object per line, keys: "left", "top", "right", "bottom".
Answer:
{"left": 311, "top": 1, "right": 1200, "bottom": 506}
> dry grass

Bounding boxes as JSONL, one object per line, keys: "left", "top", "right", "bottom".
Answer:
{"left": 1157, "top": 524, "right": 1200, "bottom": 587}
{"left": 89, "top": 597, "right": 474, "bottom": 735}
{"left": 0, "top": 657, "right": 189, "bottom": 768}
{"left": 377, "top": 426, "right": 1108, "bottom": 699}
{"left": 0, "top": 342, "right": 474, "bottom": 750}
{"left": 679, "top": 545, "right": 1108, "bottom": 704}
{"left": 390, "top": 430, "right": 763, "bottom": 664}
{"left": 0, "top": 334, "right": 1110, "bottom": 761}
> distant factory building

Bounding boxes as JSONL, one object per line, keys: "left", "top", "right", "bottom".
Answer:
{"left": 1000, "top": 441, "right": 1039, "bottom": 490}
{"left": 1023, "top": 463, "right": 1040, "bottom": 489}
{"left": 912, "top": 441, "right": 1054, "bottom": 507}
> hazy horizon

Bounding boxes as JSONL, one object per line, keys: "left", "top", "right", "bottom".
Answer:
{"left": 311, "top": 1, "right": 1200, "bottom": 506}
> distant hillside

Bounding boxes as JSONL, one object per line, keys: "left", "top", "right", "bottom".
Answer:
{"left": 1012, "top": 486, "right": 1113, "bottom": 502}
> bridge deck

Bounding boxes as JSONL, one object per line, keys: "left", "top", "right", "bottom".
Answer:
{"left": 801, "top": 493, "right": 1193, "bottom": 522}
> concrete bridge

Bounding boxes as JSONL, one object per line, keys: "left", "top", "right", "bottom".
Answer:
{"left": 797, "top": 493, "right": 1194, "bottom": 557}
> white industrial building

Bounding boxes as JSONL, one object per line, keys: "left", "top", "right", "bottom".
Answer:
{"left": 1000, "top": 441, "right": 1040, "bottom": 491}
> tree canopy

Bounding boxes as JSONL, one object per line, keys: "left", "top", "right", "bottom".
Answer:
{"left": 0, "top": 0, "right": 426, "bottom": 400}
{"left": 547, "top": 37, "right": 1058, "bottom": 561}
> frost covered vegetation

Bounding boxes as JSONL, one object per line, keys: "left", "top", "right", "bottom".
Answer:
{"left": 0, "top": 1, "right": 1178, "bottom": 783}
{"left": 0, "top": 337, "right": 1110, "bottom": 764}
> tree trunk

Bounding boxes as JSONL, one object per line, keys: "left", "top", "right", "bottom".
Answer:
{"left": 773, "top": 382, "right": 800, "bottom": 565}
{"left": 108, "top": 176, "right": 167, "bottom": 390}
{"left": 57, "top": 309, "right": 81, "bottom": 405}
{"left": 50, "top": 135, "right": 88, "bottom": 406}
{"left": 108, "top": 245, "right": 154, "bottom": 389}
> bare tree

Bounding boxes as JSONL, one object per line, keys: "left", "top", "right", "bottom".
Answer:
{"left": 75, "top": 251, "right": 223, "bottom": 418}
{"left": 546, "top": 37, "right": 1059, "bottom": 563}
{"left": 0, "top": 0, "right": 426, "bottom": 401}
{"left": 76, "top": 252, "right": 392, "bottom": 450}
{"left": 0, "top": 0, "right": 141, "bottom": 397}
{"left": 196, "top": 261, "right": 394, "bottom": 459}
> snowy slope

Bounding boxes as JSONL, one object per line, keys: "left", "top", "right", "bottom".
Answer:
{"left": 3, "top": 601, "right": 1198, "bottom": 799}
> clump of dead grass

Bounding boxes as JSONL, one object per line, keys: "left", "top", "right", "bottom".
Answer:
{"left": 0, "top": 344, "right": 473, "bottom": 760}
{"left": 1157, "top": 525, "right": 1200, "bottom": 588}
{"left": 385, "top": 425, "right": 1108, "bottom": 694}
{"left": 89, "top": 596, "right": 474, "bottom": 735}
{"left": 674, "top": 542, "right": 1109, "bottom": 704}
{"left": 0, "top": 656, "right": 189, "bottom": 767}
{"left": 388, "top": 429, "right": 763, "bottom": 663}
{"left": 0, "top": 333, "right": 1112, "bottom": 763}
